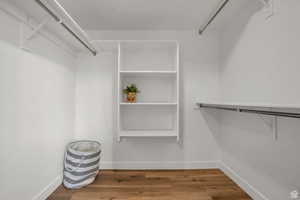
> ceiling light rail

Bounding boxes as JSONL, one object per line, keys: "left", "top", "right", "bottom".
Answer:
{"left": 34, "top": 0, "right": 97, "bottom": 56}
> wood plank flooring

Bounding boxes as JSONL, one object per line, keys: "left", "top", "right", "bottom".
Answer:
{"left": 48, "top": 169, "right": 252, "bottom": 200}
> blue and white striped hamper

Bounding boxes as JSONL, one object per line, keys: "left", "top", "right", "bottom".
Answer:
{"left": 63, "top": 140, "right": 101, "bottom": 189}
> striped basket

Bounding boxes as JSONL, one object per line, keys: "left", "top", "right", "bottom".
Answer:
{"left": 63, "top": 140, "right": 101, "bottom": 189}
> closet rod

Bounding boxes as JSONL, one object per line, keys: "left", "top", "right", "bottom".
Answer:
{"left": 199, "top": 0, "right": 230, "bottom": 35}
{"left": 198, "top": 103, "right": 300, "bottom": 119}
{"left": 35, "top": 0, "right": 97, "bottom": 56}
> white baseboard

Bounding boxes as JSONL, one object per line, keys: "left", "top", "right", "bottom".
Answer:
{"left": 100, "top": 160, "right": 219, "bottom": 170}
{"left": 32, "top": 174, "right": 63, "bottom": 200}
{"left": 218, "top": 162, "right": 269, "bottom": 200}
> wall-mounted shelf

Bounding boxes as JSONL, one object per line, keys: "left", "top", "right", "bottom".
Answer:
{"left": 120, "top": 102, "right": 177, "bottom": 106}
{"left": 119, "top": 130, "right": 178, "bottom": 138}
{"left": 120, "top": 70, "right": 177, "bottom": 76}
{"left": 0, "top": 0, "right": 97, "bottom": 56}
{"left": 34, "top": 0, "right": 97, "bottom": 56}
{"left": 117, "top": 41, "right": 180, "bottom": 142}
{"left": 197, "top": 102, "right": 300, "bottom": 140}
{"left": 197, "top": 102, "right": 300, "bottom": 118}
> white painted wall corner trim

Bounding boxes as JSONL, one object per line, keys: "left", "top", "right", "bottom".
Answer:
{"left": 32, "top": 174, "right": 63, "bottom": 200}
{"left": 100, "top": 161, "right": 219, "bottom": 170}
{"left": 218, "top": 162, "right": 269, "bottom": 200}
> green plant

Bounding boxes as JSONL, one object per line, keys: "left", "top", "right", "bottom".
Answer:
{"left": 123, "top": 84, "right": 140, "bottom": 94}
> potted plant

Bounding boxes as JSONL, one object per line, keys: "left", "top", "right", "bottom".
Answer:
{"left": 123, "top": 84, "right": 140, "bottom": 103}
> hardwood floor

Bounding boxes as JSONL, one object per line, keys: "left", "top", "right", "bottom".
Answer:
{"left": 48, "top": 169, "right": 252, "bottom": 200}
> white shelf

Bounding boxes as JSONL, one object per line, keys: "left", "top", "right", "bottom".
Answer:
{"left": 120, "top": 40, "right": 178, "bottom": 43}
{"left": 119, "top": 130, "right": 178, "bottom": 138}
{"left": 120, "top": 102, "right": 177, "bottom": 106}
{"left": 120, "top": 135, "right": 178, "bottom": 138}
{"left": 197, "top": 102, "right": 300, "bottom": 110}
{"left": 197, "top": 102, "right": 300, "bottom": 119}
{"left": 120, "top": 70, "right": 177, "bottom": 75}
{"left": 117, "top": 41, "right": 180, "bottom": 142}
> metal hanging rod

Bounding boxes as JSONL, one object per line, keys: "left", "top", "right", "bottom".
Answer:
{"left": 197, "top": 103, "right": 300, "bottom": 119}
{"left": 198, "top": 0, "right": 273, "bottom": 35}
{"left": 35, "top": 0, "right": 97, "bottom": 56}
{"left": 199, "top": 0, "right": 230, "bottom": 35}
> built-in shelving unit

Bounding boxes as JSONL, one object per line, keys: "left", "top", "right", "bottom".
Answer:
{"left": 117, "top": 41, "right": 179, "bottom": 141}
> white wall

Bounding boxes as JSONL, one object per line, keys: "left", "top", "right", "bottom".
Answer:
{"left": 3, "top": 0, "right": 299, "bottom": 199}
{"left": 75, "top": 30, "right": 221, "bottom": 169}
{"left": 218, "top": 0, "right": 300, "bottom": 199}
{"left": 0, "top": 9, "right": 75, "bottom": 200}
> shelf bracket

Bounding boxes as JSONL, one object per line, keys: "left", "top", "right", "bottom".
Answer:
{"left": 237, "top": 105, "right": 277, "bottom": 140}
{"left": 19, "top": 17, "right": 50, "bottom": 51}
{"left": 19, "top": 23, "right": 30, "bottom": 52}
{"left": 259, "top": 0, "right": 274, "bottom": 19}
{"left": 259, "top": 0, "right": 270, "bottom": 6}
{"left": 25, "top": 18, "right": 50, "bottom": 41}
{"left": 272, "top": 116, "right": 278, "bottom": 140}
{"left": 258, "top": 114, "right": 278, "bottom": 141}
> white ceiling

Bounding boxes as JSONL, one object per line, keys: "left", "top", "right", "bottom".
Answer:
{"left": 57, "top": 0, "right": 222, "bottom": 30}
{"left": 10, "top": 0, "right": 253, "bottom": 31}
{"left": 5, "top": 0, "right": 259, "bottom": 54}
